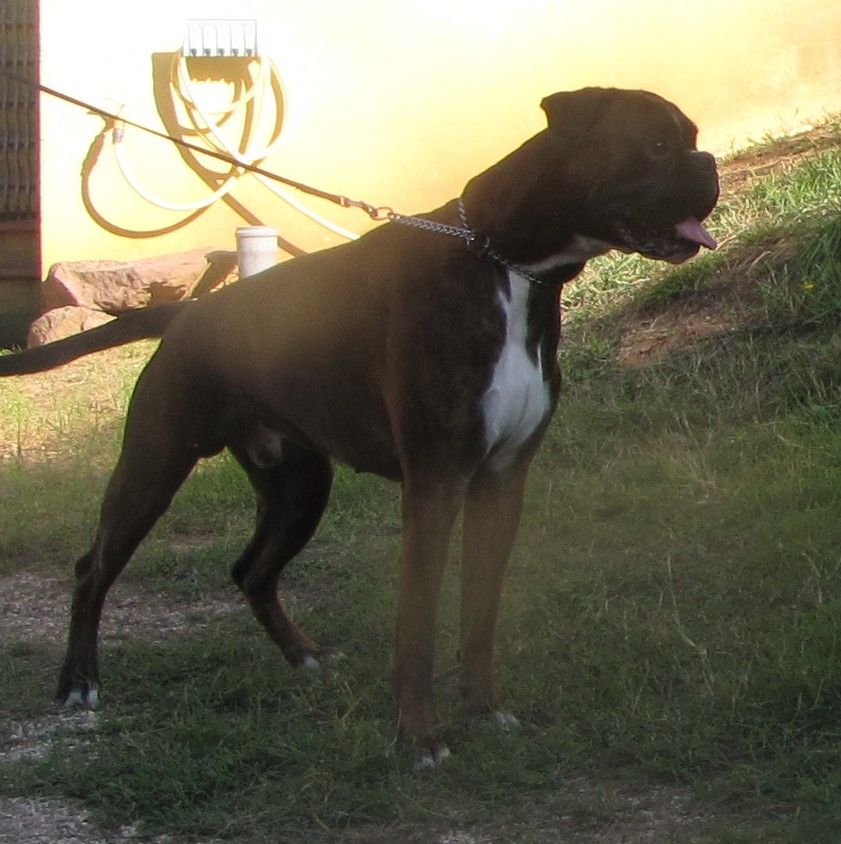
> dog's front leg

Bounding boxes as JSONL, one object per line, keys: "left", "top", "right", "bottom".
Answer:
{"left": 459, "top": 459, "right": 531, "bottom": 723}
{"left": 393, "top": 476, "right": 466, "bottom": 764}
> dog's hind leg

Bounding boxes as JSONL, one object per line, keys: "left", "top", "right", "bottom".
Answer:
{"left": 229, "top": 438, "right": 333, "bottom": 668}
{"left": 57, "top": 359, "right": 207, "bottom": 707}
{"left": 56, "top": 434, "right": 200, "bottom": 707}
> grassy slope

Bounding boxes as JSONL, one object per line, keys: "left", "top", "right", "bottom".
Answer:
{"left": 0, "top": 119, "right": 840, "bottom": 841}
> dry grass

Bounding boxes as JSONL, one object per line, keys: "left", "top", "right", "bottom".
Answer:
{"left": 0, "top": 342, "right": 154, "bottom": 465}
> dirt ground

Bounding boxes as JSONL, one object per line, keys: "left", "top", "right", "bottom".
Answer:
{"left": 0, "top": 571, "right": 235, "bottom": 842}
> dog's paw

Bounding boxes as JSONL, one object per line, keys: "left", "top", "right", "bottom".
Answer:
{"left": 298, "top": 649, "right": 345, "bottom": 671}
{"left": 414, "top": 743, "right": 452, "bottom": 771}
{"left": 59, "top": 685, "right": 100, "bottom": 710}
{"left": 493, "top": 710, "right": 521, "bottom": 731}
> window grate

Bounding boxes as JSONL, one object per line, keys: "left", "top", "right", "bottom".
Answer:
{"left": 0, "top": 0, "right": 37, "bottom": 223}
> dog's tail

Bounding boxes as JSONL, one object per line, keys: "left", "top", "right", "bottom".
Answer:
{"left": 0, "top": 300, "right": 191, "bottom": 376}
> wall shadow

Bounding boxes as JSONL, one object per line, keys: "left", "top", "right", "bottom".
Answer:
{"left": 79, "top": 52, "right": 304, "bottom": 256}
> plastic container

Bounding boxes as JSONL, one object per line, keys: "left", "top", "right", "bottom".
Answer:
{"left": 235, "top": 226, "right": 279, "bottom": 278}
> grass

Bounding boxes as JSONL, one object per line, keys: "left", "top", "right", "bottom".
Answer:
{"left": 1, "top": 120, "right": 841, "bottom": 841}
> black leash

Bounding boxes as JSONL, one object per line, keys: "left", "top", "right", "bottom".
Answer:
{"left": 3, "top": 70, "right": 556, "bottom": 286}
{"left": 1, "top": 69, "right": 393, "bottom": 221}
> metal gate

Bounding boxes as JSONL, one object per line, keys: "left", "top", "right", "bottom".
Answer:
{"left": 0, "top": 0, "right": 37, "bottom": 223}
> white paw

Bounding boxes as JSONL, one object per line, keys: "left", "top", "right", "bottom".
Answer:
{"left": 300, "top": 655, "right": 321, "bottom": 671}
{"left": 62, "top": 687, "right": 99, "bottom": 709}
{"left": 415, "top": 745, "right": 451, "bottom": 770}
{"left": 494, "top": 710, "right": 520, "bottom": 730}
{"left": 62, "top": 689, "right": 84, "bottom": 708}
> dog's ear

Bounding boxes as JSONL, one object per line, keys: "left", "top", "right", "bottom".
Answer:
{"left": 541, "top": 87, "right": 620, "bottom": 134}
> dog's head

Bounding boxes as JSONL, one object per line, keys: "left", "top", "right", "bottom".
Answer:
{"left": 463, "top": 87, "right": 720, "bottom": 268}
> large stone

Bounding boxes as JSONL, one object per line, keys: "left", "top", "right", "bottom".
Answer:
{"left": 26, "top": 306, "right": 115, "bottom": 348}
{"left": 41, "top": 248, "right": 235, "bottom": 314}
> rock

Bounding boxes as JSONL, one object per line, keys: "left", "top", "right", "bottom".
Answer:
{"left": 41, "top": 247, "right": 227, "bottom": 314}
{"left": 28, "top": 248, "right": 240, "bottom": 345}
{"left": 188, "top": 250, "right": 239, "bottom": 298}
{"left": 26, "top": 306, "right": 114, "bottom": 348}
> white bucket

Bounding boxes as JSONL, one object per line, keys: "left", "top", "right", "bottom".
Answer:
{"left": 235, "top": 226, "right": 279, "bottom": 278}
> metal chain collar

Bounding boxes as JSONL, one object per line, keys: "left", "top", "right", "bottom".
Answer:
{"left": 387, "top": 199, "right": 551, "bottom": 288}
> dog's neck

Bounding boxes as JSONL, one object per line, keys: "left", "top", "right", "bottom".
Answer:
{"left": 510, "top": 234, "right": 612, "bottom": 289}
{"left": 525, "top": 235, "right": 613, "bottom": 269}
{"left": 455, "top": 199, "right": 608, "bottom": 289}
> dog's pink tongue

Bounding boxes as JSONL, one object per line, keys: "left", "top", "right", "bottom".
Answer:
{"left": 675, "top": 218, "right": 717, "bottom": 250}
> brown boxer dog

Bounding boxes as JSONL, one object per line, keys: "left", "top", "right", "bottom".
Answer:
{"left": 0, "top": 88, "right": 718, "bottom": 765}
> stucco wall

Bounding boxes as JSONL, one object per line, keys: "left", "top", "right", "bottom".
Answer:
{"left": 38, "top": 0, "right": 841, "bottom": 273}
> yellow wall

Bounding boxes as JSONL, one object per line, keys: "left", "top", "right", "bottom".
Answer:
{"left": 39, "top": 0, "right": 841, "bottom": 274}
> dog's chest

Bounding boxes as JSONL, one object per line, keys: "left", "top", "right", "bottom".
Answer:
{"left": 481, "top": 273, "right": 553, "bottom": 471}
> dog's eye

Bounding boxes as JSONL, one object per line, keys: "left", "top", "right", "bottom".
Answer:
{"left": 648, "top": 138, "right": 671, "bottom": 161}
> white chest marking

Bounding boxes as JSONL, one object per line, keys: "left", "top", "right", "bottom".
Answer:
{"left": 481, "top": 272, "right": 552, "bottom": 471}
